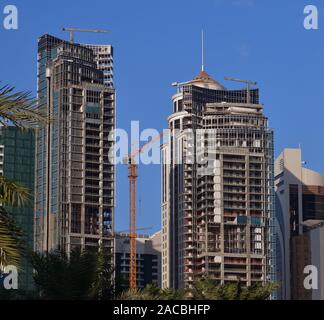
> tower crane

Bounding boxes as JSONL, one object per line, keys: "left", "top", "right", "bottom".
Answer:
{"left": 115, "top": 226, "right": 154, "bottom": 236}
{"left": 62, "top": 27, "right": 111, "bottom": 43}
{"left": 123, "top": 132, "right": 164, "bottom": 289}
{"left": 224, "top": 77, "right": 257, "bottom": 104}
{"left": 114, "top": 227, "right": 153, "bottom": 239}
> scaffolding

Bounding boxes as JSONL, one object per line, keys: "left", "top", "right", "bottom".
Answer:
{"left": 162, "top": 71, "right": 274, "bottom": 289}
{"left": 35, "top": 34, "right": 115, "bottom": 257}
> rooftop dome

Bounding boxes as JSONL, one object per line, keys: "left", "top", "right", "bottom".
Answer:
{"left": 189, "top": 70, "right": 226, "bottom": 90}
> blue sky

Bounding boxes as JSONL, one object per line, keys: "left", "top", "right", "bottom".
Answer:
{"left": 1, "top": 0, "right": 324, "bottom": 233}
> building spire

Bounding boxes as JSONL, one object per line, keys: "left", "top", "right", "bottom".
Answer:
{"left": 201, "top": 30, "right": 205, "bottom": 72}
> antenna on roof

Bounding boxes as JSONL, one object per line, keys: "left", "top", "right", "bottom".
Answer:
{"left": 201, "top": 30, "right": 205, "bottom": 72}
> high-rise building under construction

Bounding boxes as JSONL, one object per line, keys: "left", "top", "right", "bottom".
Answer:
{"left": 161, "top": 69, "right": 276, "bottom": 290}
{"left": 35, "top": 34, "right": 115, "bottom": 255}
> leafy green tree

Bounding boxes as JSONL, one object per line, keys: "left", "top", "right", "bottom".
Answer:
{"left": 142, "top": 283, "right": 161, "bottom": 300}
{"left": 32, "top": 249, "right": 97, "bottom": 300}
{"left": 157, "top": 287, "right": 187, "bottom": 300}
{"left": 118, "top": 288, "right": 147, "bottom": 300}
{"left": 88, "top": 245, "right": 115, "bottom": 300}
{"left": 239, "top": 282, "right": 278, "bottom": 300}
{"left": 115, "top": 273, "right": 129, "bottom": 297}
{"left": 190, "top": 275, "right": 219, "bottom": 300}
{"left": 190, "top": 275, "right": 277, "bottom": 301}
{"left": 31, "top": 247, "right": 117, "bottom": 300}
{"left": 118, "top": 283, "right": 187, "bottom": 300}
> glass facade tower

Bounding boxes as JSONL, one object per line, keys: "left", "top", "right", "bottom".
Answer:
{"left": 35, "top": 34, "right": 115, "bottom": 256}
{"left": 0, "top": 126, "right": 35, "bottom": 291}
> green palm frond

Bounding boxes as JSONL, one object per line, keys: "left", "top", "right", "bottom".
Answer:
{"left": 88, "top": 245, "right": 115, "bottom": 300}
{"left": 0, "top": 177, "right": 29, "bottom": 268}
{"left": 0, "top": 83, "right": 46, "bottom": 271}
{"left": 0, "top": 176, "right": 30, "bottom": 207}
{"left": 118, "top": 284, "right": 188, "bottom": 301}
{"left": 118, "top": 288, "right": 145, "bottom": 300}
{"left": 32, "top": 249, "right": 107, "bottom": 300}
{"left": 0, "top": 85, "right": 48, "bottom": 128}
{"left": 0, "top": 207, "right": 22, "bottom": 267}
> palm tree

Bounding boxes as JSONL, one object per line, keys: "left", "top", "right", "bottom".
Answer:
{"left": 190, "top": 275, "right": 278, "bottom": 300}
{"left": 0, "top": 84, "right": 47, "bottom": 268}
{"left": 118, "top": 288, "right": 148, "bottom": 300}
{"left": 118, "top": 283, "right": 188, "bottom": 300}
{"left": 31, "top": 246, "right": 117, "bottom": 300}
{"left": 0, "top": 85, "right": 47, "bottom": 128}
{"left": 158, "top": 287, "right": 188, "bottom": 300}
{"left": 32, "top": 249, "right": 98, "bottom": 300}
{"left": 88, "top": 245, "right": 115, "bottom": 300}
{"left": 0, "top": 178, "right": 29, "bottom": 267}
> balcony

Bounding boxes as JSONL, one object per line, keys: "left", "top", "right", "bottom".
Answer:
{"left": 224, "top": 203, "right": 246, "bottom": 210}
{"left": 224, "top": 275, "right": 247, "bottom": 281}
{"left": 223, "top": 165, "right": 245, "bottom": 171}
{"left": 198, "top": 194, "right": 214, "bottom": 201}
{"left": 223, "top": 172, "right": 246, "bottom": 179}
{"left": 223, "top": 181, "right": 246, "bottom": 187}
{"left": 184, "top": 228, "right": 193, "bottom": 235}
{"left": 224, "top": 189, "right": 246, "bottom": 194}
{"left": 183, "top": 220, "right": 193, "bottom": 227}
{"left": 224, "top": 196, "right": 246, "bottom": 202}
